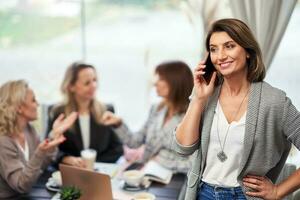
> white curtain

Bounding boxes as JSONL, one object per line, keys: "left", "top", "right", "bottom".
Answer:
{"left": 229, "top": 0, "right": 297, "bottom": 69}
{"left": 180, "top": 0, "right": 226, "bottom": 58}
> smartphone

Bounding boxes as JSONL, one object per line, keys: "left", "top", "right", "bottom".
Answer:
{"left": 202, "top": 53, "right": 216, "bottom": 84}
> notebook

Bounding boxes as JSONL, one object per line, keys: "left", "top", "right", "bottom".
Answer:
{"left": 142, "top": 160, "right": 173, "bottom": 184}
{"left": 59, "top": 164, "right": 113, "bottom": 200}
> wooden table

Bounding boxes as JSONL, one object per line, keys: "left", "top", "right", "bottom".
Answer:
{"left": 23, "top": 168, "right": 186, "bottom": 200}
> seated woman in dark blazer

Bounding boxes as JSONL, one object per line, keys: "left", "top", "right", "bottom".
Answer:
{"left": 47, "top": 62, "right": 123, "bottom": 168}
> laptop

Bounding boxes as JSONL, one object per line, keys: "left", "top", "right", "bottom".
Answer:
{"left": 59, "top": 164, "right": 113, "bottom": 200}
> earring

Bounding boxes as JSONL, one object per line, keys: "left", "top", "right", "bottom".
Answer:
{"left": 246, "top": 55, "right": 250, "bottom": 59}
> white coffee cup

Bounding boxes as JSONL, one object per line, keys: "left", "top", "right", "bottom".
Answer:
{"left": 123, "top": 170, "right": 144, "bottom": 186}
{"left": 51, "top": 171, "right": 62, "bottom": 186}
{"left": 80, "top": 149, "right": 97, "bottom": 170}
{"left": 133, "top": 192, "right": 156, "bottom": 200}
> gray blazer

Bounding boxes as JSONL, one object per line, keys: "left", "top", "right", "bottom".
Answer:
{"left": 172, "top": 82, "right": 300, "bottom": 200}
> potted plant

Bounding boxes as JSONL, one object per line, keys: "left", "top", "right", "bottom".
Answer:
{"left": 59, "top": 186, "right": 82, "bottom": 200}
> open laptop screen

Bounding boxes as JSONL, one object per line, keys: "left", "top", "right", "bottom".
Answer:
{"left": 59, "top": 164, "right": 113, "bottom": 200}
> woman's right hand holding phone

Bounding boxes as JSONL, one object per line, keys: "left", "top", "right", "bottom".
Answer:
{"left": 193, "top": 60, "right": 217, "bottom": 102}
{"left": 175, "top": 60, "right": 216, "bottom": 146}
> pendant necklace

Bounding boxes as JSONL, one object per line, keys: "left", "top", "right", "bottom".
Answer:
{"left": 216, "top": 87, "right": 249, "bottom": 162}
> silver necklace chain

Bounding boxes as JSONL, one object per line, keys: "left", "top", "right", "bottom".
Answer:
{"left": 216, "top": 87, "right": 250, "bottom": 162}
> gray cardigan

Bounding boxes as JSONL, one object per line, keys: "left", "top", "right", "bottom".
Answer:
{"left": 0, "top": 125, "right": 56, "bottom": 199}
{"left": 172, "top": 82, "right": 300, "bottom": 200}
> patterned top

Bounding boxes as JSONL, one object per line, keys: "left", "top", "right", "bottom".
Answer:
{"left": 114, "top": 104, "right": 192, "bottom": 173}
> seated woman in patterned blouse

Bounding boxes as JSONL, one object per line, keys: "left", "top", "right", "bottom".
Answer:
{"left": 102, "top": 61, "right": 194, "bottom": 173}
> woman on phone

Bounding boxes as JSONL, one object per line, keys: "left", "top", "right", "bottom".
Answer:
{"left": 172, "top": 18, "right": 300, "bottom": 199}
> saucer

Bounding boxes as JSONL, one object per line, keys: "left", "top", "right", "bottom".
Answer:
{"left": 45, "top": 178, "right": 61, "bottom": 192}
{"left": 121, "top": 178, "right": 151, "bottom": 191}
{"left": 133, "top": 192, "right": 156, "bottom": 200}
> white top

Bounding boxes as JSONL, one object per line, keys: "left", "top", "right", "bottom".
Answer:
{"left": 202, "top": 101, "right": 246, "bottom": 187}
{"left": 79, "top": 114, "right": 90, "bottom": 149}
{"left": 17, "top": 139, "right": 29, "bottom": 161}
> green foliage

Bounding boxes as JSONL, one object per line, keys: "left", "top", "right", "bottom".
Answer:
{"left": 60, "top": 186, "right": 82, "bottom": 200}
{"left": 0, "top": 10, "right": 79, "bottom": 47}
{"left": 0, "top": 1, "right": 181, "bottom": 48}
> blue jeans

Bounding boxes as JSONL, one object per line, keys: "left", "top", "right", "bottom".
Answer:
{"left": 197, "top": 182, "right": 247, "bottom": 200}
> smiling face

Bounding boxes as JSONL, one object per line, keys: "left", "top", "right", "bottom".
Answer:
{"left": 209, "top": 31, "right": 249, "bottom": 79}
{"left": 18, "top": 88, "right": 39, "bottom": 122}
{"left": 70, "top": 67, "right": 97, "bottom": 102}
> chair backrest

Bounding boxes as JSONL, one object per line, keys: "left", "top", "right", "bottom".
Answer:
{"left": 105, "top": 103, "right": 115, "bottom": 113}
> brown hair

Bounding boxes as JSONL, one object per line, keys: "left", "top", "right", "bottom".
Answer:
{"left": 58, "top": 62, "right": 105, "bottom": 124}
{"left": 155, "top": 61, "right": 193, "bottom": 114}
{"left": 0, "top": 80, "right": 29, "bottom": 136}
{"left": 205, "top": 18, "right": 265, "bottom": 82}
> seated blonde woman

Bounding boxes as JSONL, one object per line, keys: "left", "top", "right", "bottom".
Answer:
{"left": 47, "top": 62, "right": 123, "bottom": 168}
{"left": 0, "top": 80, "right": 77, "bottom": 199}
